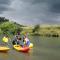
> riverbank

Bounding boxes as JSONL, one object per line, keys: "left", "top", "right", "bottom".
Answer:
{"left": 21, "top": 25, "right": 60, "bottom": 37}
{"left": 0, "top": 17, "right": 60, "bottom": 37}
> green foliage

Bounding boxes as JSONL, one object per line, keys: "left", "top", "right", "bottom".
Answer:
{"left": 0, "top": 17, "right": 9, "bottom": 23}
{"left": 32, "top": 24, "right": 40, "bottom": 33}
{"left": 0, "top": 21, "right": 23, "bottom": 35}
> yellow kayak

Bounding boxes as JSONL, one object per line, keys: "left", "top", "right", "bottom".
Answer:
{"left": 13, "top": 45, "right": 30, "bottom": 52}
{"left": 29, "top": 43, "right": 33, "bottom": 48}
{"left": 0, "top": 46, "right": 10, "bottom": 52}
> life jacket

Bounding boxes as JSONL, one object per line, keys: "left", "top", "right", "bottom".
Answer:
{"left": 2, "top": 37, "right": 8, "bottom": 43}
{"left": 24, "top": 38, "right": 30, "bottom": 46}
{"left": 25, "top": 38, "right": 29, "bottom": 42}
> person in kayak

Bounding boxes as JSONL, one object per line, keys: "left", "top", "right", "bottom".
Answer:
{"left": 24, "top": 32, "right": 29, "bottom": 37}
{"left": 12, "top": 35, "right": 18, "bottom": 45}
{"left": 24, "top": 35, "right": 30, "bottom": 46}
{"left": 16, "top": 31, "right": 21, "bottom": 38}
{"left": 2, "top": 35, "right": 9, "bottom": 46}
{"left": 17, "top": 31, "right": 20, "bottom": 35}
{"left": 17, "top": 37, "right": 24, "bottom": 47}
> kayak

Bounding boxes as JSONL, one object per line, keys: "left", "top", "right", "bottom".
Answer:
{"left": 29, "top": 43, "right": 33, "bottom": 48}
{"left": 13, "top": 45, "right": 30, "bottom": 52}
{"left": 24, "top": 42, "right": 33, "bottom": 48}
{"left": 0, "top": 46, "right": 10, "bottom": 52}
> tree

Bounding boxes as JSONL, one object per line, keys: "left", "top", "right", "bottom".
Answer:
{"left": 0, "top": 21, "right": 23, "bottom": 35}
{"left": 0, "top": 17, "right": 9, "bottom": 23}
{"left": 32, "top": 24, "right": 40, "bottom": 34}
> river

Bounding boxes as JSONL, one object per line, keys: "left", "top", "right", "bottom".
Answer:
{"left": 0, "top": 36, "right": 60, "bottom": 60}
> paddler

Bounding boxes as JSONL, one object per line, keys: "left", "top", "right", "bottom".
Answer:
{"left": 2, "top": 35, "right": 9, "bottom": 46}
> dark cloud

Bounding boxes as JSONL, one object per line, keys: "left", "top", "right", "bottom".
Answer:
{"left": 1, "top": 0, "right": 60, "bottom": 25}
{"left": 20, "top": 0, "right": 60, "bottom": 14}
{"left": 0, "top": 5, "right": 8, "bottom": 13}
{"left": 50, "top": 2, "right": 60, "bottom": 13}
{"left": 0, "top": 0, "right": 10, "bottom": 5}
{"left": 32, "top": 0, "right": 60, "bottom": 13}
{"left": 0, "top": 0, "right": 11, "bottom": 14}
{"left": 32, "top": 0, "right": 47, "bottom": 4}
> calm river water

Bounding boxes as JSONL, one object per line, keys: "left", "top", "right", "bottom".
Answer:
{"left": 0, "top": 36, "right": 60, "bottom": 60}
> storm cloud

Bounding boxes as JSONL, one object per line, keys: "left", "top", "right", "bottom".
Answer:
{"left": 0, "top": 0, "right": 60, "bottom": 25}
{"left": 0, "top": 0, "right": 11, "bottom": 14}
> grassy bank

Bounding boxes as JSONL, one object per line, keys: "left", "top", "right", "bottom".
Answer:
{"left": 22, "top": 25, "right": 60, "bottom": 37}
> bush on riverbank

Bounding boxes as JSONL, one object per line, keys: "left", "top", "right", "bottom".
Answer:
{"left": 0, "top": 17, "right": 23, "bottom": 36}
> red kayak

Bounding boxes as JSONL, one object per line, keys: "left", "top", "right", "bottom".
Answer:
{"left": 13, "top": 45, "right": 30, "bottom": 52}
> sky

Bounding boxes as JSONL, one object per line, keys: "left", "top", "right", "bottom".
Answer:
{"left": 0, "top": 0, "right": 60, "bottom": 26}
